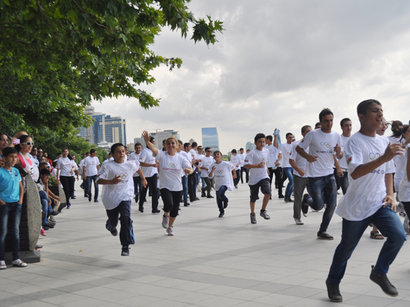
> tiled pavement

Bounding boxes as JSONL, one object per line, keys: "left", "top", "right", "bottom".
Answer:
{"left": 1, "top": 182, "right": 410, "bottom": 306}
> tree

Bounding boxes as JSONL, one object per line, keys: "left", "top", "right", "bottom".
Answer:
{"left": 0, "top": 0, "right": 223, "bottom": 156}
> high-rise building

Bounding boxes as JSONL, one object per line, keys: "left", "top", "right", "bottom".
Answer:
{"left": 202, "top": 127, "right": 219, "bottom": 152}
{"left": 78, "top": 107, "right": 127, "bottom": 147}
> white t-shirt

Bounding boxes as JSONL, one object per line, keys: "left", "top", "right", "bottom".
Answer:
{"left": 239, "top": 153, "right": 246, "bottom": 167}
{"left": 338, "top": 134, "right": 350, "bottom": 170}
{"left": 139, "top": 148, "right": 158, "bottom": 177}
{"left": 388, "top": 135, "right": 403, "bottom": 172}
{"left": 128, "top": 152, "right": 140, "bottom": 177}
{"left": 230, "top": 154, "right": 241, "bottom": 170}
{"left": 266, "top": 144, "right": 279, "bottom": 168}
{"left": 83, "top": 156, "right": 100, "bottom": 176}
{"left": 71, "top": 160, "right": 78, "bottom": 177}
{"left": 298, "top": 129, "right": 341, "bottom": 177}
{"left": 209, "top": 161, "right": 234, "bottom": 191}
{"left": 98, "top": 160, "right": 140, "bottom": 210}
{"left": 336, "top": 133, "right": 395, "bottom": 221}
{"left": 200, "top": 156, "right": 215, "bottom": 177}
{"left": 155, "top": 150, "right": 191, "bottom": 191}
{"left": 244, "top": 148, "right": 269, "bottom": 185}
{"left": 398, "top": 144, "right": 410, "bottom": 202}
{"left": 280, "top": 142, "right": 294, "bottom": 168}
{"left": 290, "top": 140, "right": 308, "bottom": 178}
{"left": 57, "top": 157, "right": 73, "bottom": 177}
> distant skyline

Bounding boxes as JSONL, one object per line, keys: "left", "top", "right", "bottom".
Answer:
{"left": 92, "top": 0, "right": 410, "bottom": 153}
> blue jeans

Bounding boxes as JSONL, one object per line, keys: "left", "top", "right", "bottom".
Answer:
{"left": 283, "top": 167, "right": 294, "bottom": 197}
{"left": 0, "top": 202, "right": 22, "bottom": 261}
{"left": 182, "top": 175, "right": 188, "bottom": 204}
{"left": 334, "top": 169, "right": 349, "bottom": 195}
{"left": 216, "top": 185, "right": 228, "bottom": 213}
{"left": 39, "top": 190, "right": 53, "bottom": 226}
{"left": 327, "top": 206, "right": 406, "bottom": 284}
{"left": 133, "top": 176, "right": 142, "bottom": 203}
{"left": 86, "top": 175, "right": 99, "bottom": 201}
{"left": 307, "top": 174, "right": 337, "bottom": 233}
{"left": 106, "top": 200, "right": 134, "bottom": 247}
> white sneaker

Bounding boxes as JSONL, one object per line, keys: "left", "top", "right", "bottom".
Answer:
{"left": 294, "top": 218, "right": 304, "bottom": 225}
{"left": 162, "top": 215, "right": 169, "bottom": 229}
{"left": 0, "top": 260, "right": 6, "bottom": 270}
{"left": 166, "top": 227, "right": 174, "bottom": 236}
{"left": 12, "top": 259, "right": 27, "bottom": 267}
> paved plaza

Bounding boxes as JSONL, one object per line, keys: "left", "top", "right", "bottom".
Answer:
{"left": 1, "top": 182, "right": 410, "bottom": 307}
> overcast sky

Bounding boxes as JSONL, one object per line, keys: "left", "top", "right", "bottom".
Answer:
{"left": 92, "top": 0, "right": 410, "bottom": 153}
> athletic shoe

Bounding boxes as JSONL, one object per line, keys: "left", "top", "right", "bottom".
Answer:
{"left": 40, "top": 228, "right": 47, "bottom": 236}
{"left": 317, "top": 232, "right": 333, "bottom": 240}
{"left": 138, "top": 205, "right": 144, "bottom": 213}
{"left": 250, "top": 213, "right": 257, "bottom": 224}
{"left": 12, "top": 259, "right": 27, "bottom": 267}
{"left": 0, "top": 260, "right": 6, "bottom": 270}
{"left": 162, "top": 215, "right": 169, "bottom": 229}
{"left": 49, "top": 216, "right": 56, "bottom": 223}
{"left": 121, "top": 246, "right": 129, "bottom": 256}
{"left": 218, "top": 212, "right": 224, "bottom": 218}
{"left": 152, "top": 209, "right": 160, "bottom": 214}
{"left": 184, "top": 202, "right": 190, "bottom": 207}
{"left": 370, "top": 265, "right": 398, "bottom": 296}
{"left": 284, "top": 197, "right": 294, "bottom": 203}
{"left": 207, "top": 195, "right": 214, "bottom": 198}
{"left": 260, "top": 210, "right": 270, "bottom": 220}
{"left": 166, "top": 227, "right": 174, "bottom": 236}
{"left": 50, "top": 210, "right": 59, "bottom": 216}
{"left": 294, "top": 218, "right": 304, "bottom": 225}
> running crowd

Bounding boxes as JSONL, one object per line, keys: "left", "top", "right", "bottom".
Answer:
{"left": 1, "top": 99, "right": 409, "bottom": 303}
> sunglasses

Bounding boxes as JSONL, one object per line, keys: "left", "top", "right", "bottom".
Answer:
{"left": 23, "top": 142, "right": 34, "bottom": 146}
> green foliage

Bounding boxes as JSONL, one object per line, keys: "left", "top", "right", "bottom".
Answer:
{"left": 0, "top": 0, "right": 223, "bottom": 157}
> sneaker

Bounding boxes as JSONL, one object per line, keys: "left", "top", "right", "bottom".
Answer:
{"left": 370, "top": 265, "right": 398, "bottom": 296}
{"left": 207, "top": 195, "right": 214, "bottom": 198}
{"left": 50, "top": 210, "right": 59, "bottom": 216}
{"left": 12, "top": 259, "right": 27, "bottom": 267}
{"left": 121, "top": 246, "right": 129, "bottom": 256}
{"left": 40, "top": 227, "right": 47, "bottom": 236}
{"left": 218, "top": 212, "right": 224, "bottom": 218}
{"left": 317, "top": 232, "right": 334, "bottom": 240}
{"left": 138, "top": 205, "right": 144, "bottom": 213}
{"left": 94, "top": 199, "right": 98, "bottom": 203}
{"left": 250, "top": 213, "right": 257, "bottom": 224}
{"left": 0, "top": 260, "right": 6, "bottom": 270}
{"left": 46, "top": 221, "right": 55, "bottom": 228}
{"left": 278, "top": 194, "right": 285, "bottom": 199}
{"left": 223, "top": 201, "right": 228, "bottom": 209}
{"left": 326, "top": 279, "right": 343, "bottom": 302}
{"left": 49, "top": 216, "right": 56, "bottom": 222}
{"left": 152, "top": 209, "right": 160, "bottom": 214}
{"left": 105, "top": 220, "right": 118, "bottom": 236}
{"left": 166, "top": 227, "right": 174, "bottom": 236}
{"left": 184, "top": 202, "right": 190, "bottom": 207}
{"left": 162, "top": 215, "right": 169, "bottom": 229}
{"left": 66, "top": 203, "right": 71, "bottom": 209}
{"left": 294, "top": 218, "right": 304, "bottom": 225}
{"left": 284, "top": 197, "right": 294, "bottom": 203}
{"left": 260, "top": 210, "right": 270, "bottom": 220}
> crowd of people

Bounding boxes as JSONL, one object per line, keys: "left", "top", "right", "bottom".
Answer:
{"left": 1, "top": 99, "right": 409, "bottom": 303}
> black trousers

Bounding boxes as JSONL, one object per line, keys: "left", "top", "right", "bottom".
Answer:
{"left": 161, "top": 189, "right": 182, "bottom": 218}
{"left": 139, "top": 174, "right": 159, "bottom": 212}
{"left": 60, "top": 176, "right": 73, "bottom": 205}
{"left": 188, "top": 173, "right": 197, "bottom": 201}
{"left": 273, "top": 167, "right": 284, "bottom": 196}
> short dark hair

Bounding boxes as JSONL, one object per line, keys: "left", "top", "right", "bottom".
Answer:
{"left": 266, "top": 135, "right": 273, "bottom": 141}
{"left": 285, "top": 132, "right": 293, "bottom": 138}
{"left": 239, "top": 148, "right": 244, "bottom": 151}
{"left": 213, "top": 150, "right": 221, "bottom": 156}
{"left": 357, "top": 99, "right": 381, "bottom": 116}
{"left": 178, "top": 140, "right": 183, "bottom": 145}
{"left": 191, "top": 142, "right": 198, "bottom": 148}
{"left": 340, "top": 118, "right": 351, "bottom": 128}
{"left": 110, "top": 143, "right": 124, "bottom": 154}
{"left": 231, "top": 149, "right": 237, "bottom": 154}
{"left": 319, "top": 108, "right": 333, "bottom": 122}
{"left": 301, "top": 125, "right": 311, "bottom": 134}
{"left": 2, "top": 147, "right": 17, "bottom": 157}
{"left": 40, "top": 168, "right": 51, "bottom": 176}
{"left": 183, "top": 142, "right": 190, "bottom": 149}
{"left": 134, "top": 142, "right": 142, "bottom": 148}
{"left": 254, "top": 133, "right": 266, "bottom": 143}
{"left": 315, "top": 122, "right": 321, "bottom": 129}
{"left": 205, "top": 147, "right": 211, "bottom": 152}
{"left": 90, "top": 149, "right": 96, "bottom": 154}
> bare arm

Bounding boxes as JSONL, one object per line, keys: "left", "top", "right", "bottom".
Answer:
{"left": 137, "top": 168, "right": 148, "bottom": 188}
{"left": 97, "top": 176, "right": 121, "bottom": 185}
{"left": 296, "top": 146, "right": 317, "bottom": 162}
{"left": 142, "top": 131, "right": 159, "bottom": 156}
{"left": 289, "top": 159, "right": 304, "bottom": 177}
{"left": 19, "top": 181, "right": 24, "bottom": 204}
